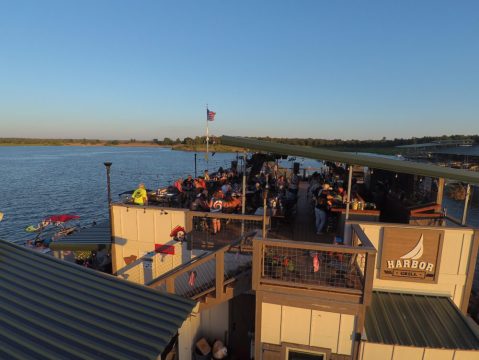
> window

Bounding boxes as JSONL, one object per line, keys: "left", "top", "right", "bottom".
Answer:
{"left": 280, "top": 343, "right": 330, "bottom": 360}
{"left": 287, "top": 350, "right": 325, "bottom": 360}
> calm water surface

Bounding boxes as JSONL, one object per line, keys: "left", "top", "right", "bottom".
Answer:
{"left": 0, "top": 146, "right": 477, "bottom": 242}
{"left": 0, "top": 146, "right": 237, "bottom": 242}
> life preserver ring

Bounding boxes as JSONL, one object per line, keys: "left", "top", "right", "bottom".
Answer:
{"left": 211, "top": 199, "right": 223, "bottom": 212}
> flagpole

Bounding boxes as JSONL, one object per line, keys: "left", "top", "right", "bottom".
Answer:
{"left": 206, "top": 105, "right": 209, "bottom": 170}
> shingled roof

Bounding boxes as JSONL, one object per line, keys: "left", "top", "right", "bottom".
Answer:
{"left": 0, "top": 239, "right": 195, "bottom": 360}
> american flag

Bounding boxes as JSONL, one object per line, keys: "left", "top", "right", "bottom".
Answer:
{"left": 207, "top": 108, "right": 216, "bottom": 121}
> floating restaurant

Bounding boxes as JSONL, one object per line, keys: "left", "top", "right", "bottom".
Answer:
{"left": 3, "top": 136, "right": 479, "bottom": 360}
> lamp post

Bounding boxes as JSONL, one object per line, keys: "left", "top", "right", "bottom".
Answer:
{"left": 104, "top": 161, "right": 113, "bottom": 236}
{"left": 104, "top": 162, "right": 112, "bottom": 206}
{"left": 104, "top": 161, "right": 116, "bottom": 273}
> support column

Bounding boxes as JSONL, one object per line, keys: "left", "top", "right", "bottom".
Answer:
{"left": 436, "top": 178, "right": 445, "bottom": 205}
{"left": 345, "top": 165, "right": 353, "bottom": 221}
{"left": 462, "top": 184, "right": 471, "bottom": 225}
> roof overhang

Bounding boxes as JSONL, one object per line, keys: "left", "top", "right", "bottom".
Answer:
{"left": 221, "top": 135, "right": 479, "bottom": 184}
{"left": 49, "top": 223, "right": 112, "bottom": 252}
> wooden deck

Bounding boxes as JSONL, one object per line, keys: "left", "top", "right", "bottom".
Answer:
{"left": 269, "top": 181, "right": 335, "bottom": 244}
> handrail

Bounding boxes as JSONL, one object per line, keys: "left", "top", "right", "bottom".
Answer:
{"left": 261, "top": 237, "right": 376, "bottom": 254}
{"left": 187, "top": 211, "right": 267, "bottom": 222}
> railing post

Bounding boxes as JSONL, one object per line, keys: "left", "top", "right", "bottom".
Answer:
{"left": 252, "top": 239, "right": 262, "bottom": 290}
{"left": 166, "top": 277, "right": 175, "bottom": 293}
{"left": 462, "top": 184, "right": 471, "bottom": 225}
{"left": 362, "top": 252, "right": 376, "bottom": 306}
{"left": 215, "top": 250, "right": 225, "bottom": 299}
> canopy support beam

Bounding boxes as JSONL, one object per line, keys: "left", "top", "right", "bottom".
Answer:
{"left": 462, "top": 184, "right": 471, "bottom": 225}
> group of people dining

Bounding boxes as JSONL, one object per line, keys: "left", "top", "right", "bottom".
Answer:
{"left": 308, "top": 171, "right": 348, "bottom": 235}
{"left": 129, "top": 157, "right": 302, "bottom": 230}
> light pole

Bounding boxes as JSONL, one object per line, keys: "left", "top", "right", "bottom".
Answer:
{"left": 104, "top": 162, "right": 112, "bottom": 207}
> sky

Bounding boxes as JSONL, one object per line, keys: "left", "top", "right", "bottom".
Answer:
{"left": 0, "top": 0, "right": 478, "bottom": 140}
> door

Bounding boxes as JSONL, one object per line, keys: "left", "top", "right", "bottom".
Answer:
{"left": 229, "top": 293, "right": 255, "bottom": 359}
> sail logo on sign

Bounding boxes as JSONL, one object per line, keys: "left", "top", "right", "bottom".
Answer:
{"left": 386, "top": 235, "right": 434, "bottom": 272}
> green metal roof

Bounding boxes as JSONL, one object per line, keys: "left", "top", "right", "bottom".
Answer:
{"left": 49, "top": 222, "right": 111, "bottom": 251}
{"left": 0, "top": 239, "right": 195, "bottom": 360}
{"left": 365, "top": 291, "right": 479, "bottom": 350}
{"left": 221, "top": 136, "right": 479, "bottom": 184}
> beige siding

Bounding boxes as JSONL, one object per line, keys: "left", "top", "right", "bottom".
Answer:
{"left": 360, "top": 342, "right": 393, "bottom": 360}
{"left": 453, "top": 350, "right": 479, "bottom": 360}
{"left": 178, "top": 314, "right": 201, "bottom": 360}
{"left": 281, "top": 306, "right": 311, "bottom": 345}
{"left": 423, "top": 348, "right": 454, "bottom": 360}
{"left": 337, "top": 314, "right": 355, "bottom": 355}
{"left": 359, "top": 343, "right": 477, "bottom": 360}
{"left": 261, "top": 303, "right": 282, "bottom": 345}
{"left": 200, "top": 301, "right": 229, "bottom": 342}
{"left": 391, "top": 346, "right": 423, "bottom": 360}
{"left": 178, "top": 303, "right": 229, "bottom": 360}
{"left": 111, "top": 205, "right": 187, "bottom": 284}
{"left": 262, "top": 303, "right": 354, "bottom": 356}
{"left": 310, "top": 310, "right": 340, "bottom": 352}
{"left": 357, "top": 223, "right": 475, "bottom": 308}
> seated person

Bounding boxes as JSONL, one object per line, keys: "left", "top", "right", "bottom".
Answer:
{"left": 132, "top": 183, "right": 148, "bottom": 206}
{"left": 190, "top": 190, "right": 210, "bottom": 211}
{"left": 334, "top": 185, "right": 347, "bottom": 204}
{"left": 174, "top": 178, "right": 183, "bottom": 192}
{"left": 221, "top": 182, "right": 232, "bottom": 195}
{"left": 183, "top": 175, "right": 195, "bottom": 191}
{"left": 194, "top": 177, "right": 206, "bottom": 190}
{"left": 203, "top": 169, "right": 210, "bottom": 181}
{"left": 222, "top": 193, "right": 241, "bottom": 214}
{"left": 209, "top": 191, "right": 224, "bottom": 234}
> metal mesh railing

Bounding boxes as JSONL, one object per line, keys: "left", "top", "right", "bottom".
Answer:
{"left": 189, "top": 214, "right": 264, "bottom": 250}
{"left": 173, "top": 257, "right": 217, "bottom": 298}
{"left": 262, "top": 244, "right": 364, "bottom": 290}
{"left": 148, "top": 232, "right": 256, "bottom": 299}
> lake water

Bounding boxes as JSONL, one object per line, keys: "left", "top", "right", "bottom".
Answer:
{"left": 0, "top": 146, "right": 477, "bottom": 243}
{"left": 0, "top": 146, "right": 237, "bottom": 242}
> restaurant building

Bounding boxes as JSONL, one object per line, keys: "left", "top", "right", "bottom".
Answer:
{"left": 50, "top": 137, "right": 479, "bottom": 359}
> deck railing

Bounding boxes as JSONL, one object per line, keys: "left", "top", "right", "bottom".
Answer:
{"left": 147, "top": 231, "right": 257, "bottom": 301}
{"left": 252, "top": 227, "right": 376, "bottom": 304}
{"left": 186, "top": 212, "right": 269, "bottom": 251}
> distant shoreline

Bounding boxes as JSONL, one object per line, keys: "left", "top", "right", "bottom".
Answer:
{"left": 0, "top": 141, "right": 244, "bottom": 153}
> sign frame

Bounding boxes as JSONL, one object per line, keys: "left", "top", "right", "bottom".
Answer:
{"left": 379, "top": 227, "right": 444, "bottom": 284}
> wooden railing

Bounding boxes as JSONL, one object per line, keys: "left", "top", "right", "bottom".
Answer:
{"left": 147, "top": 231, "right": 257, "bottom": 303}
{"left": 252, "top": 228, "right": 376, "bottom": 305}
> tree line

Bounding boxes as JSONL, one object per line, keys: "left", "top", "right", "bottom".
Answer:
{"left": 1, "top": 134, "right": 477, "bottom": 148}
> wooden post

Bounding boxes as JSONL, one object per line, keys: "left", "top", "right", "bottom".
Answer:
{"left": 362, "top": 252, "right": 376, "bottom": 306}
{"left": 166, "top": 277, "right": 175, "bottom": 293}
{"left": 241, "top": 152, "right": 247, "bottom": 235}
{"left": 215, "top": 251, "right": 225, "bottom": 299}
{"left": 262, "top": 181, "right": 269, "bottom": 239}
{"left": 345, "top": 165, "right": 353, "bottom": 221}
{"left": 462, "top": 184, "right": 471, "bottom": 225}
{"left": 436, "top": 178, "right": 445, "bottom": 205}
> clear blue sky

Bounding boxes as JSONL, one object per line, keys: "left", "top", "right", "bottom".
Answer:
{"left": 0, "top": 0, "right": 478, "bottom": 140}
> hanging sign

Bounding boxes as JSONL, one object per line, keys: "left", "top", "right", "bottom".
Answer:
{"left": 155, "top": 244, "right": 175, "bottom": 255}
{"left": 379, "top": 227, "right": 443, "bottom": 283}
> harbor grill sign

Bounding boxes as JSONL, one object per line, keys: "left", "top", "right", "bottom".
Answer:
{"left": 379, "top": 228, "right": 443, "bottom": 283}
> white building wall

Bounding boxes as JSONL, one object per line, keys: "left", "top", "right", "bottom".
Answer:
{"left": 178, "top": 302, "right": 230, "bottom": 360}
{"left": 261, "top": 303, "right": 355, "bottom": 356}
